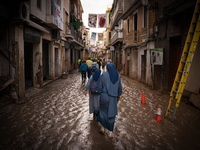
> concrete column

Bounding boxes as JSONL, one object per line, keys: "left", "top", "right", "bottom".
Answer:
{"left": 58, "top": 48, "right": 62, "bottom": 76}
{"left": 146, "top": 42, "right": 154, "bottom": 88}
{"left": 132, "top": 49, "right": 138, "bottom": 79}
{"left": 49, "top": 41, "right": 55, "bottom": 80}
{"left": 122, "top": 48, "right": 126, "bottom": 75}
{"left": 15, "top": 25, "right": 25, "bottom": 98}
{"left": 33, "top": 38, "right": 42, "bottom": 88}
{"left": 65, "top": 48, "right": 70, "bottom": 74}
{"left": 61, "top": 47, "right": 65, "bottom": 73}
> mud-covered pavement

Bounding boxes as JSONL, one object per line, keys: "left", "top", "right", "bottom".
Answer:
{"left": 0, "top": 71, "right": 200, "bottom": 150}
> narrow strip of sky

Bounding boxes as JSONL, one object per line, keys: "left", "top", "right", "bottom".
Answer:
{"left": 80, "top": 0, "right": 113, "bottom": 34}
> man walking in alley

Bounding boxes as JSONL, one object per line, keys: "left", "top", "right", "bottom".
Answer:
{"left": 86, "top": 58, "right": 93, "bottom": 79}
{"left": 97, "top": 58, "right": 101, "bottom": 69}
{"left": 79, "top": 60, "right": 88, "bottom": 83}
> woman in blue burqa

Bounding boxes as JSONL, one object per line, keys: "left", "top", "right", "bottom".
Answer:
{"left": 84, "top": 69, "right": 101, "bottom": 119}
{"left": 97, "top": 63, "right": 122, "bottom": 138}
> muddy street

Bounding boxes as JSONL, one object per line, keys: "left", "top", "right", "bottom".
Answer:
{"left": 0, "top": 71, "right": 200, "bottom": 150}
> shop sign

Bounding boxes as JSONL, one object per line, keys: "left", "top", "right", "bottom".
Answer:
{"left": 24, "top": 26, "right": 40, "bottom": 43}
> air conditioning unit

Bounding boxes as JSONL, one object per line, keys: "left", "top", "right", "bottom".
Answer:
{"left": 19, "top": 2, "right": 30, "bottom": 22}
{"left": 52, "top": 29, "right": 61, "bottom": 39}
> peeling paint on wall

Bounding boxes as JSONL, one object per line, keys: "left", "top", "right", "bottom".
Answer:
{"left": 35, "top": 65, "right": 42, "bottom": 87}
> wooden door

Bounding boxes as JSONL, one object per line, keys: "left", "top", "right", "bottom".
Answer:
{"left": 171, "top": 36, "right": 182, "bottom": 86}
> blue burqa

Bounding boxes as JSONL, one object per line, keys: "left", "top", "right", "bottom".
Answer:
{"left": 85, "top": 69, "right": 101, "bottom": 114}
{"left": 93, "top": 69, "right": 101, "bottom": 81}
{"left": 97, "top": 64, "right": 122, "bottom": 131}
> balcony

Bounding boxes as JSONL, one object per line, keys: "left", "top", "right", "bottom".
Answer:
{"left": 127, "top": 30, "right": 138, "bottom": 46}
{"left": 46, "top": 15, "right": 62, "bottom": 30}
{"left": 111, "top": 31, "right": 123, "bottom": 46}
{"left": 64, "top": 24, "right": 78, "bottom": 40}
{"left": 110, "top": 0, "right": 123, "bottom": 30}
{"left": 65, "top": 28, "right": 73, "bottom": 39}
{"left": 141, "top": 27, "right": 147, "bottom": 42}
{"left": 46, "top": 3, "right": 62, "bottom": 30}
{"left": 67, "top": 24, "right": 83, "bottom": 49}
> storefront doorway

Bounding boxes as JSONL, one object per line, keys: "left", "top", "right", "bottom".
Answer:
{"left": 24, "top": 42, "right": 33, "bottom": 89}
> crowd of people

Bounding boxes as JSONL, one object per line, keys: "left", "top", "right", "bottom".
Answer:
{"left": 79, "top": 57, "right": 122, "bottom": 138}
{"left": 78, "top": 58, "right": 112, "bottom": 83}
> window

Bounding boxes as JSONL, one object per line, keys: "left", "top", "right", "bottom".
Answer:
{"left": 134, "top": 13, "right": 138, "bottom": 31}
{"left": 37, "top": 0, "right": 41, "bottom": 9}
{"left": 144, "top": 6, "right": 147, "bottom": 28}
{"left": 127, "top": 18, "right": 130, "bottom": 33}
{"left": 51, "top": 0, "right": 54, "bottom": 15}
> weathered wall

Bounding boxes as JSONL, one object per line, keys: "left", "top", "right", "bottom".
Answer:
{"left": 30, "top": 0, "right": 46, "bottom": 22}
{"left": 138, "top": 47, "right": 145, "bottom": 81}
{"left": 0, "top": 21, "right": 9, "bottom": 78}
{"left": 49, "top": 42, "right": 55, "bottom": 80}
{"left": 65, "top": 48, "right": 70, "bottom": 74}
{"left": 147, "top": 42, "right": 154, "bottom": 87}
{"left": 185, "top": 41, "right": 200, "bottom": 94}
{"left": 155, "top": 2, "right": 194, "bottom": 91}
{"left": 137, "top": 6, "right": 143, "bottom": 43}
{"left": 42, "top": 32, "right": 51, "bottom": 41}
{"left": 130, "top": 49, "right": 138, "bottom": 79}
{"left": 15, "top": 26, "right": 25, "bottom": 98}
{"left": 61, "top": 47, "right": 65, "bottom": 73}
{"left": 64, "top": 0, "right": 70, "bottom": 15}
{"left": 33, "top": 41, "right": 42, "bottom": 88}
{"left": 58, "top": 48, "right": 62, "bottom": 76}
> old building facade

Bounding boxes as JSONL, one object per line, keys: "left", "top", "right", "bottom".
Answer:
{"left": 109, "top": 0, "right": 200, "bottom": 107}
{"left": 110, "top": 0, "right": 123, "bottom": 71}
{"left": 0, "top": 0, "right": 84, "bottom": 101}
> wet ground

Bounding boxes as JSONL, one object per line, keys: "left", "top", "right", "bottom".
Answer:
{"left": 0, "top": 71, "right": 200, "bottom": 150}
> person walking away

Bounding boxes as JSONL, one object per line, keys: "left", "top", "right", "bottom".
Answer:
{"left": 97, "top": 64, "right": 122, "bottom": 138}
{"left": 102, "top": 59, "right": 106, "bottom": 72}
{"left": 97, "top": 58, "right": 101, "bottom": 69}
{"left": 78, "top": 59, "right": 82, "bottom": 68}
{"left": 91, "top": 59, "right": 99, "bottom": 75}
{"left": 79, "top": 60, "right": 88, "bottom": 83}
{"left": 86, "top": 59, "right": 93, "bottom": 79}
{"left": 84, "top": 69, "right": 101, "bottom": 120}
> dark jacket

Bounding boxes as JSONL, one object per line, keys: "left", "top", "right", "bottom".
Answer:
{"left": 79, "top": 63, "right": 88, "bottom": 71}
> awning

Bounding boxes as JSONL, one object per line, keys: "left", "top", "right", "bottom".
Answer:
{"left": 70, "top": 39, "right": 84, "bottom": 48}
{"left": 28, "top": 20, "right": 50, "bottom": 33}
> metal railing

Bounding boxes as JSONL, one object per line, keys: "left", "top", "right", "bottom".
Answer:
{"left": 111, "top": 31, "right": 123, "bottom": 44}
{"left": 133, "top": 30, "right": 138, "bottom": 42}
{"left": 127, "top": 30, "right": 138, "bottom": 44}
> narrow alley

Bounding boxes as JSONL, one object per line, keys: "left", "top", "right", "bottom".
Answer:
{"left": 0, "top": 71, "right": 199, "bottom": 150}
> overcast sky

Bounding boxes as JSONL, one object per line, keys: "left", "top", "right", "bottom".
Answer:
{"left": 80, "top": 0, "right": 113, "bottom": 35}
